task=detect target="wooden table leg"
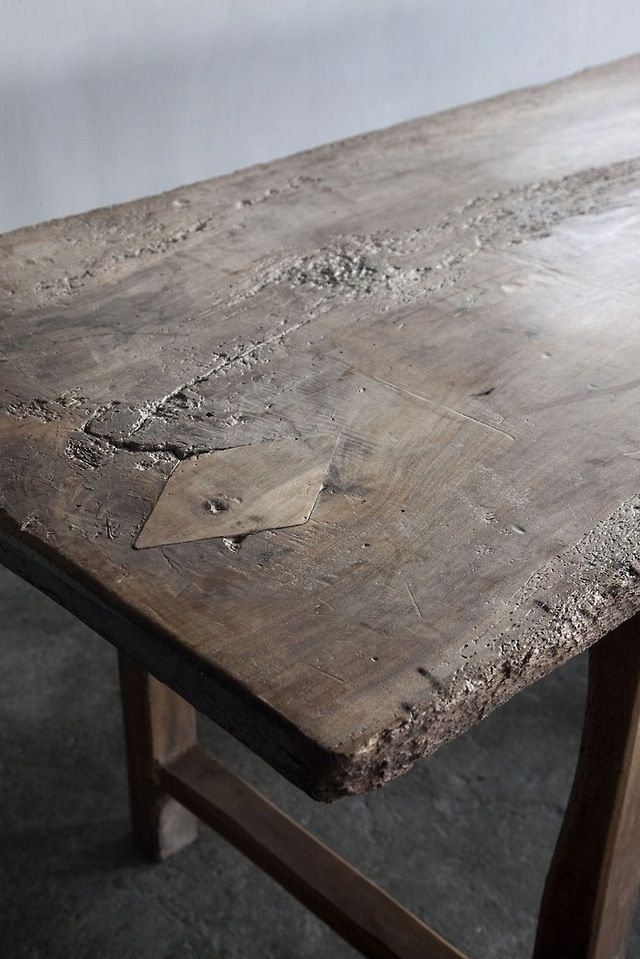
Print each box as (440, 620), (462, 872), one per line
(118, 650), (198, 860)
(116, 661), (468, 958)
(534, 615), (640, 959)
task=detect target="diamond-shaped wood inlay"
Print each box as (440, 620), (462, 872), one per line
(135, 434), (337, 548)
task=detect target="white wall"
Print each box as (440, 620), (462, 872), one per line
(2, 0), (639, 234)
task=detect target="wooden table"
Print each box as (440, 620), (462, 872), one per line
(2, 55), (640, 958)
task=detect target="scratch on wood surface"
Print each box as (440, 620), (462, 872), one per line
(353, 369), (517, 441)
(404, 581), (424, 621)
(448, 407), (516, 442)
(308, 663), (345, 684)
(160, 546), (183, 576)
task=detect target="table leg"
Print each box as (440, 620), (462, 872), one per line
(116, 658), (467, 958)
(118, 650), (198, 860)
(533, 615), (640, 959)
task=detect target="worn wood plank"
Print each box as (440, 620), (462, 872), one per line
(1, 57), (640, 798)
(160, 745), (468, 959)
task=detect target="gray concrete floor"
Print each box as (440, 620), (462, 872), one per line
(2, 565), (639, 959)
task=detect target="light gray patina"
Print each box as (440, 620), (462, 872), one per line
(1, 56), (640, 799)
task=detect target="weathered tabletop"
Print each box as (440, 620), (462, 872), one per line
(2, 57), (640, 801)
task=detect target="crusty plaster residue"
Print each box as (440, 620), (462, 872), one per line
(5, 153), (638, 323)
(98, 155), (640, 447)
(1, 174), (324, 314)
(255, 156), (640, 311)
(3, 391), (89, 423)
(82, 322), (305, 458)
(105, 176), (322, 267)
(5, 157), (640, 470)
(65, 436), (115, 471)
(318, 495), (640, 799)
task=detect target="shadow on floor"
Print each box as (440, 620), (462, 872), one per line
(1, 566), (638, 958)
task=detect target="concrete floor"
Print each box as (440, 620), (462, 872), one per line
(2, 565), (639, 959)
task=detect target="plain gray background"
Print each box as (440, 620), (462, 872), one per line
(2, 0), (640, 234)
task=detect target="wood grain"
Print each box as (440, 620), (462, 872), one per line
(1, 57), (640, 798)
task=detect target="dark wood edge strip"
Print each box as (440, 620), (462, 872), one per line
(159, 745), (469, 959)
